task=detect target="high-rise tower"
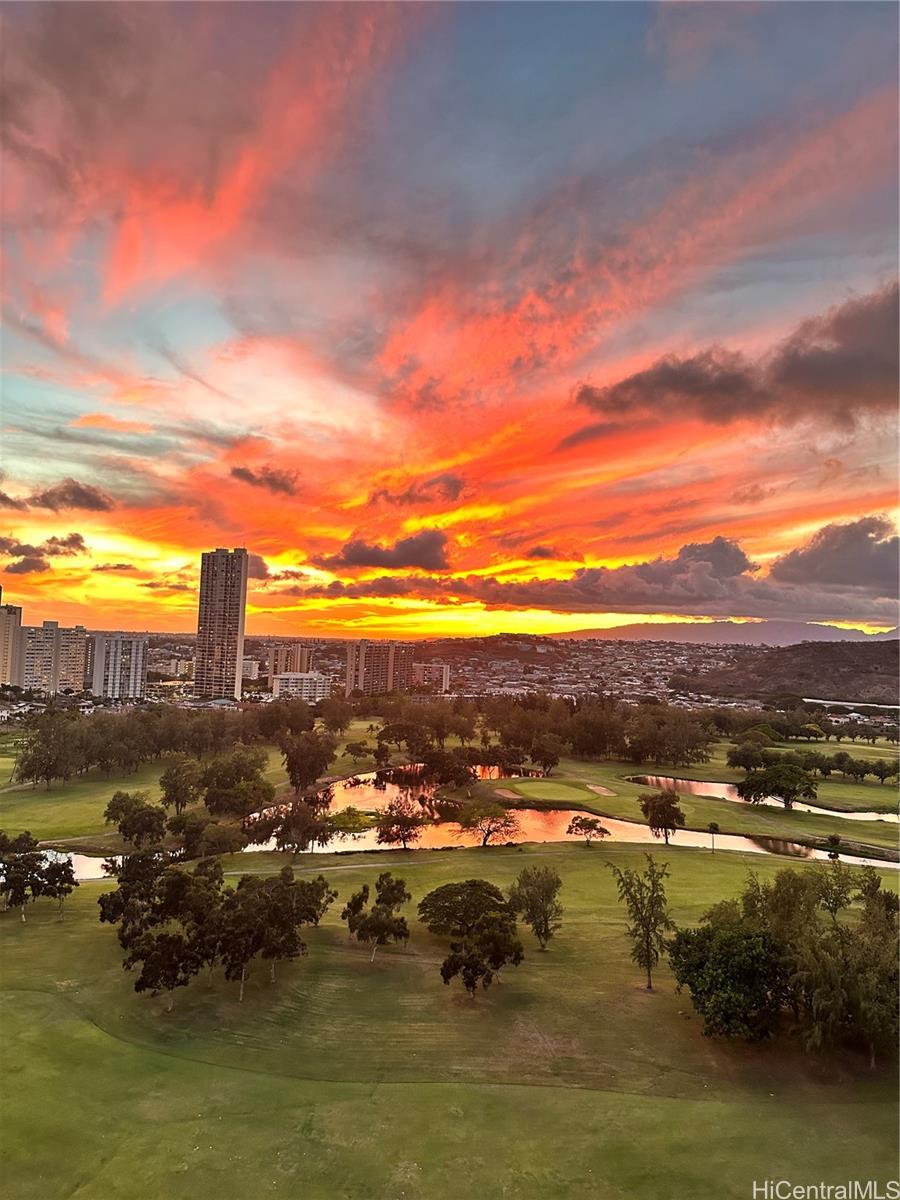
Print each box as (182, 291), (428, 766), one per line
(194, 548), (248, 701)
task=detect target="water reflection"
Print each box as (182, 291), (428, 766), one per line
(631, 775), (899, 824)
(61, 767), (898, 881)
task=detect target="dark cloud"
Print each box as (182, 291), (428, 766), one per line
(140, 580), (192, 593)
(770, 516), (898, 593)
(370, 473), (466, 506)
(575, 348), (763, 424)
(5, 556), (51, 575)
(292, 522), (897, 624)
(0, 530), (87, 574)
(526, 545), (557, 559)
(247, 553), (271, 580)
(230, 465), (298, 496)
(575, 284), (898, 429)
(92, 562), (137, 572)
(30, 478), (114, 511)
(675, 536), (755, 578)
(42, 532), (88, 556)
(319, 529), (451, 571)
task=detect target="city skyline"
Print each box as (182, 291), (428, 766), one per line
(1, 3), (897, 639)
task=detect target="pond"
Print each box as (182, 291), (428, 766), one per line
(63, 766), (896, 880)
(630, 775), (900, 824)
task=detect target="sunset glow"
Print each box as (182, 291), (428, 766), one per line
(1, 2), (897, 637)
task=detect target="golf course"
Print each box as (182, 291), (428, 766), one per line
(2, 841), (898, 1200)
(2, 716), (898, 1199)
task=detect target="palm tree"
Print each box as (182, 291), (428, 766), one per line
(707, 821), (719, 853)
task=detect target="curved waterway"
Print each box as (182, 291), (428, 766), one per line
(631, 774), (899, 824)
(63, 766), (898, 880)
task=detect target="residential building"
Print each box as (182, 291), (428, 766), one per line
(412, 662), (451, 693)
(345, 640), (415, 696)
(273, 671), (332, 702)
(91, 633), (148, 700)
(194, 547), (248, 701)
(267, 642), (314, 679)
(0, 587), (22, 686)
(18, 621), (88, 693)
(242, 657), (260, 681)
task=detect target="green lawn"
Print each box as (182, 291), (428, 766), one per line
(2, 842), (897, 1200)
(0, 746), (290, 843)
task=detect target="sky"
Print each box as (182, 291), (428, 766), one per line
(0, 1), (898, 639)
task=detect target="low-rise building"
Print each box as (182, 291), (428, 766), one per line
(272, 672), (332, 702)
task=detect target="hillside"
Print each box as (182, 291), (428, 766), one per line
(690, 640), (900, 706)
(552, 621), (898, 646)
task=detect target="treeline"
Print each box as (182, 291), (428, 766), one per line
(727, 743), (898, 785)
(0, 831), (78, 920)
(11, 692), (896, 797)
(97, 855), (563, 1007)
(10, 700), (317, 789)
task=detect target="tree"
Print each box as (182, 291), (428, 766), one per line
(159, 754), (203, 816)
(292, 874), (338, 926)
(218, 883), (266, 1001)
(0, 832), (49, 921)
(341, 884), (370, 939)
(348, 873), (411, 961)
(418, 879), (509, 938)
(707, 821), (719, 853)
(726, 744), (768, 772)
(638, 790), (685, 845)
(343, 741), (371, 765)
(440, 909), (523, 998)
(280, 730), (337, 795)
(455, 801), (521, 846)
(607, 855), (674, 990)
(42, 857), (77, 916)
(869, 759), (897, 786)
(375, 797), (428, 849)
(319, 697), (353, 735)
(529, 732), (566, 776)
(129, 930), (200, 1012)
(271, 801), (334, 855)
(104, 791), (167, 848)
(736, 764), (817, 810)
(668, 923), (787, 1040)
(816, 859), (855, 924)
(508, 866), (563, 950)
(566, 815), (610, 847)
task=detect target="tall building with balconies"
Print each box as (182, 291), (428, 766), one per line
(18, 620), (88, 693)
(0, 587), (22, 686)
(194, 548), (248, 701)
(91, 633), (148, 700)
(345, 639), (415, 696)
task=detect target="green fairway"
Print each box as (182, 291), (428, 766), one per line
(0, 746), (289, 842)
(1, 842), (897, 1200)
